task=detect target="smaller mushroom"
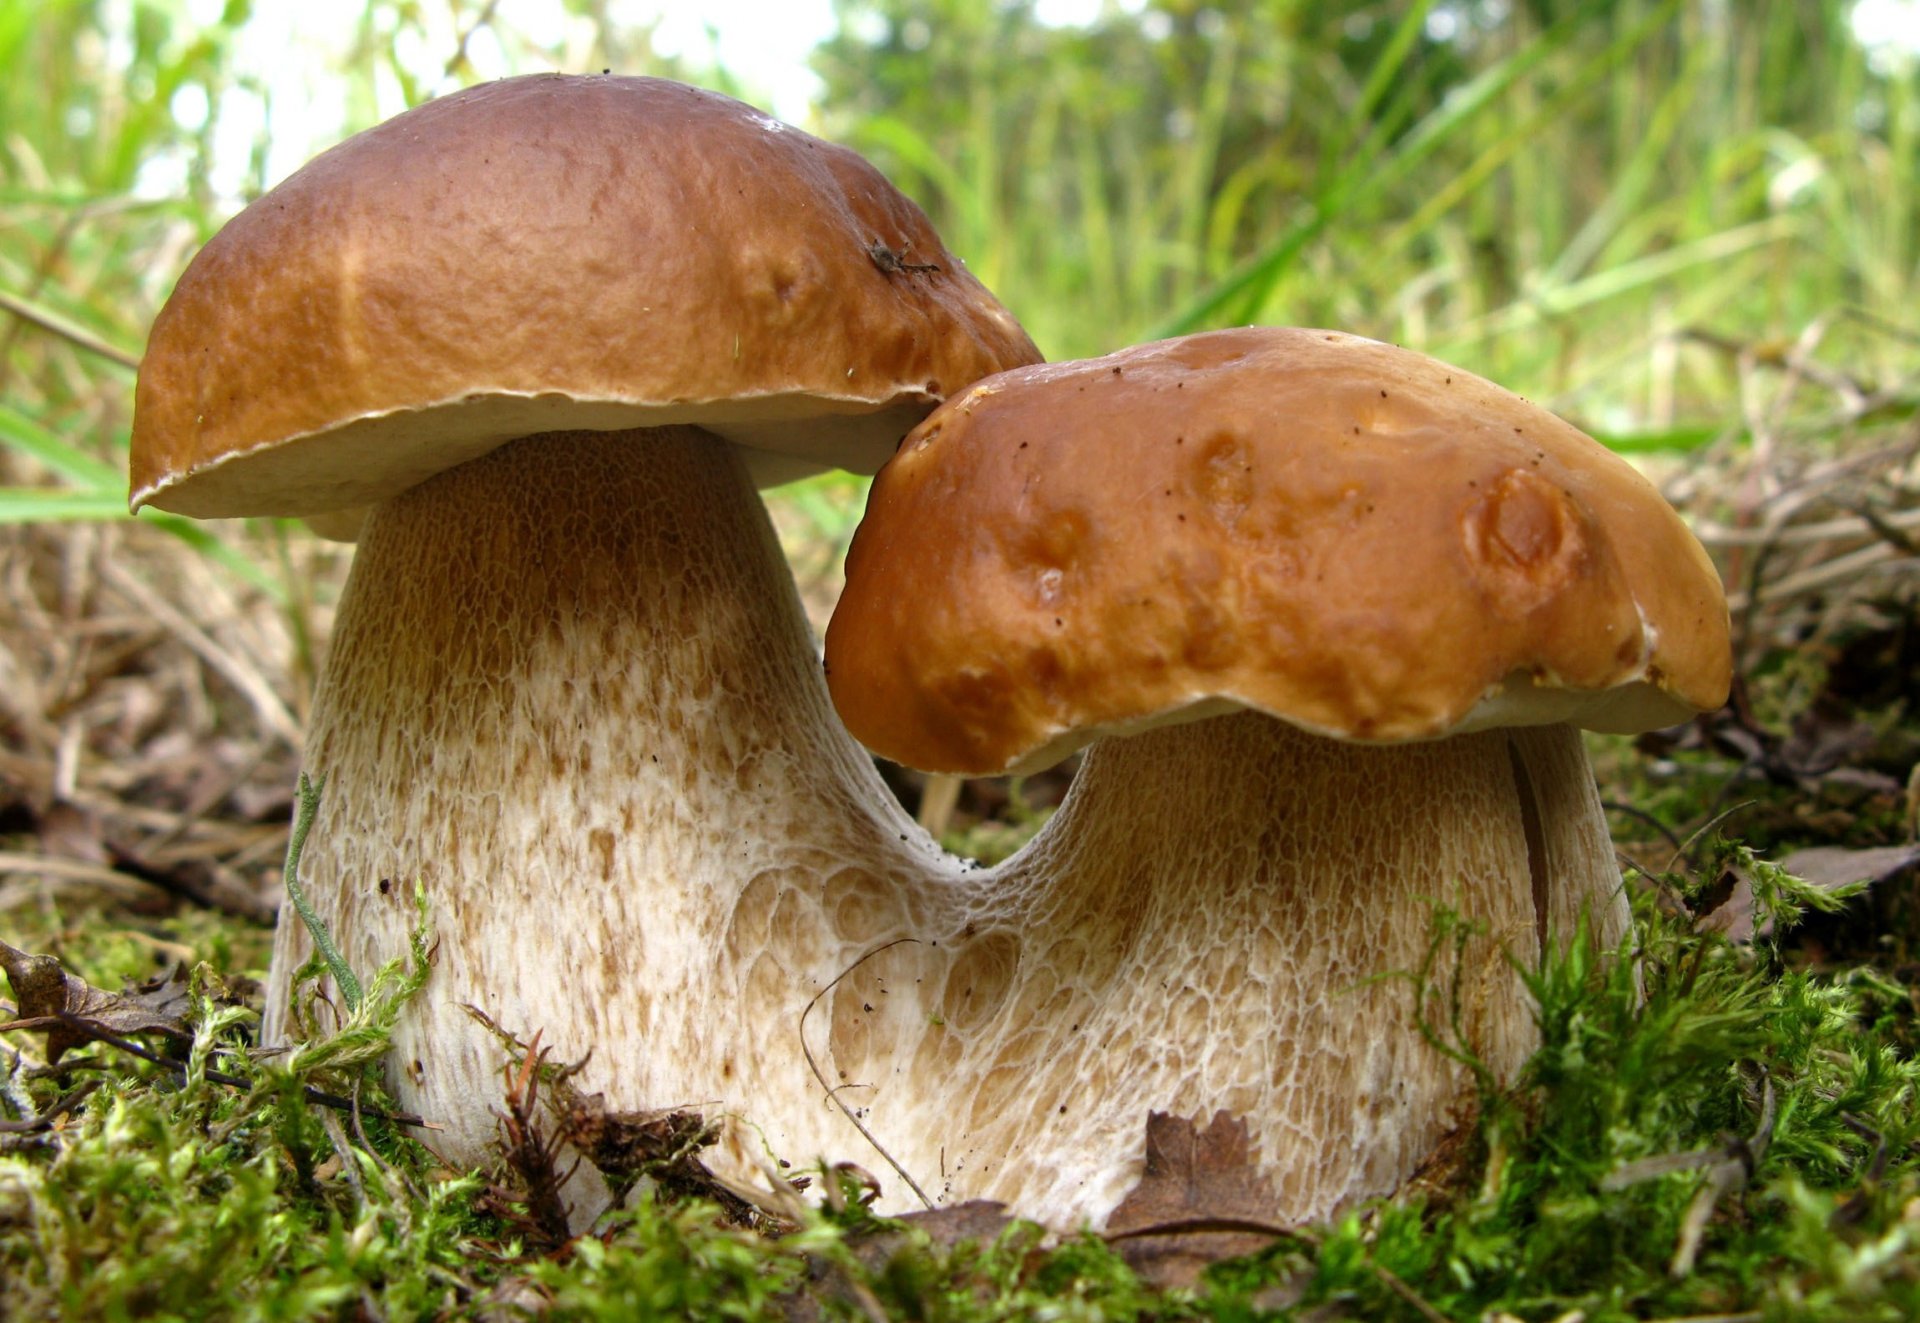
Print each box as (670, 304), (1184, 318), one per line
(821, 327), (1731, 1227)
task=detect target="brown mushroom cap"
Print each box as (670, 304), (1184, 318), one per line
(826, 327), (1732, 774)
(130, 74), (1038, 519)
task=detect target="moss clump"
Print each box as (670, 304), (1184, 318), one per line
(3, 874), (1917, 1319)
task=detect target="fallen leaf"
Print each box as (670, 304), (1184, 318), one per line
(1692, 870), (1762, 942)
(0, 939), (192, 1061)
(1776, 844), (1919, 892)
(1696, 845), (1911, 944)
(1103, 1110), (1293, 1289)
(1780, 698), (1878, 779)
(780, 1202), (1022, 1322)
(826, 1200), (1019, 1280)
(893, 1199), (1019, 1249)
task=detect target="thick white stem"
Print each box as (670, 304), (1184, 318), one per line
(262, 427), (974, 1201)
(838, 714), (1628, 1225)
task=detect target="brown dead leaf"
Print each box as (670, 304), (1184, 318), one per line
(780, 1201), (1024, 1323)
(855, 1203), (1019, 1279)
(557, 1097), (741, 1211)
(1777, 844), (1920, 892)
(1103, 1110), (1292, 1289)
(0, 938), (191, 1061)
(893, 1199), (1018, 1249)
(558, 1091), (787, 1232)
(1695, 845), (1912, 944)
(1780, 698), (1881, 781)
(1692, 869), (1762, 942)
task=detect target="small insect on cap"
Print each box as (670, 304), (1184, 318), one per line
(825, 327), (1731, 775)
(130, 74), (1039, 524)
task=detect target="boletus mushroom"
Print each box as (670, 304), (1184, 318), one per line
(821, 327), (1731, 1226)
(129, 75), (1039, 1198)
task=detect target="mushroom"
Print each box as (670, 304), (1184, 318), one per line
(129, 75), (1039, 1194)
(821, 328), (1731, 1226)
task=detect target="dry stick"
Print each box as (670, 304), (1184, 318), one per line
(798, 937), (934, 1210)
(55, 1013), (429, 1128)
(94, 556), (300, 745)
(1694, 504), (1920, 547)
(730, 1146), (816, 1228)
(1730, 519), (1781, 673)
(1662, 801), (1759, 878)
(1600, 1072), (1777, 1279)
(1853, 500), (1920, 555)
(1718, 420), (1918, 646)
(1601, 800), (1687, 857)
(104, 844), (279, 926)
(1668, 1075), (1777, 1278)
(0, 851), (170, 900)
(147, 741), (280, 852)
(839, 1281), (890, 1323)
(1828, 1112), (1891, 1230)
(1724, 541), (1911, 613)
(1838, 1112), (1892, 1183)
(1102, 1215), (1310, 1244)
(318, 1105), (370, 1205)
(0, 1080), (98, 1134)
(348, 1076), (424, 1204)
(1340, 1246), (1448, 1323)
(1602, 1146), (1741, 1187)
(0, 288), (141, 369)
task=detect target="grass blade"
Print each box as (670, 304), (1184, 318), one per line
(0, 404), (121, 487)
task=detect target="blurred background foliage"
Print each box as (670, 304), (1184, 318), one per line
(0, 0), (1916, 530)
(820, 0), (1915, 414)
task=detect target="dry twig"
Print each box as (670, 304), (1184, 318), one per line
(798, 938), (935, 1210)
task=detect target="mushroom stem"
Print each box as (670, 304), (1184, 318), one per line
(843, 712), (1629, 1226)
(262, 426), (972, 1187)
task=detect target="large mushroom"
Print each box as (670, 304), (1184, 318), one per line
(821, 328), (1731, 1225)
(129, 75), (1039, 1192)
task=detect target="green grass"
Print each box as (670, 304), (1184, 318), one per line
(815, 1), (1918, 415)
(6, 3), (1916, 536)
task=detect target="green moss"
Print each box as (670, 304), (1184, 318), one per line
(6, 874), (1915, 1319)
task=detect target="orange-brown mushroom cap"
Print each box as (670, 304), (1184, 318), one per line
(825, 328), (1732, 775)
(130, 74), (1039, 520)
